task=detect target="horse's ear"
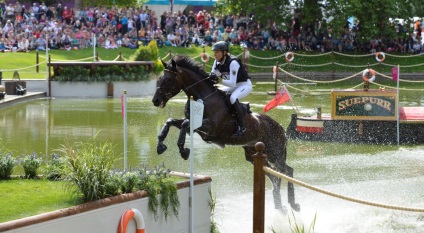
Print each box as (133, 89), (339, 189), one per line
(171, 59), (177, 69)
(161, 60), (167, 68)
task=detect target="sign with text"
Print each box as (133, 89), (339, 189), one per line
(190, 99), (204, 130)
(331, 89), (398, 120)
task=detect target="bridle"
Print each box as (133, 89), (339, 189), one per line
(157, 68), (218, 100)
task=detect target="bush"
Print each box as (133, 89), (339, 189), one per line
(42, 153), (65, 181)
(0, 153), (17, 180)
(21, 152), (42, 179)
(58, 137), (116, 202)
(130, 40), (164, 74)
(137, 163), (179, 221)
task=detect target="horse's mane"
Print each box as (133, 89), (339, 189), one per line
(170, 55), (209, 78)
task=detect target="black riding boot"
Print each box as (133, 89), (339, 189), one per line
(232, 99), (246, 137)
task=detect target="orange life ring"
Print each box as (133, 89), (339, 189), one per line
(201, 52), (209, 63)
(118, 208), (145, 233)
(285, 52), (294, 62)
(375, 52), (385, 62)
(362, 69), (376, 82)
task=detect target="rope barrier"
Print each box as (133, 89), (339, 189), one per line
(290, 51), (333, 57)
(332, 51), (372, 57)
(40, 56), (95, 62)
(333, 62), (380, 68)
(1, 61), (47, 72)
(288, 62), (333, 67)
(278, 67), (362, 84)
(263, 166), (424, 213)
(249, 53), (285, 60)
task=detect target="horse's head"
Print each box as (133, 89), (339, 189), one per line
(152, 59), (182, 108)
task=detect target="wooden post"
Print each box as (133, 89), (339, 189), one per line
(331, 49), (334, 80)
(119, 51), (122, 61)
(253, 142), (266, 233)
(95, 52), (99, 61)
(36, 51), (39, 73)
(274, 61), (278, 93)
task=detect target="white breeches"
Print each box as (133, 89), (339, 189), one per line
(219, 79), (252, 104)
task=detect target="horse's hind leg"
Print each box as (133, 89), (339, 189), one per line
(285, 164), (300, 211)
(157, 118), (184, 154)
(266, 172), (285, 212)
(177, 119), (190, 160)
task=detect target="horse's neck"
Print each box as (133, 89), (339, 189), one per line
(180, 70), (215, 101)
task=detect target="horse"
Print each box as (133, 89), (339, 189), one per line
(151, 55), (300, 212)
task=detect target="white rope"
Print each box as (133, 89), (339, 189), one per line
(278, 67), (362, 84)
(264, 167), (424, 212)
(249, 53), (285, 60)
(290, 51), (333, 57)
(288, 62), (333, 67)
(160, 52), (171, 60)
(333, 62), (380, 68)
(43, 56), (96, 62)
(384, 53), (424, 58)
(378, 62), (424, 68)
(332, 51), (373, 57)
(1, 61), (47, 72)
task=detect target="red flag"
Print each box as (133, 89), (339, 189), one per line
(391, 67), (399, 82)
(263, 86), (291, 113)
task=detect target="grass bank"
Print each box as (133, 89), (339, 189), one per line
(0, 179), (78, 223)
(0, 46), (423, 80)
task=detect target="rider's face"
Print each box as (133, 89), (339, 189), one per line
(214, 50), (226, 62)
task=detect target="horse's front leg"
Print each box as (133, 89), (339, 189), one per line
(157, 118), (185, 154)
(177, 118), (190, 160)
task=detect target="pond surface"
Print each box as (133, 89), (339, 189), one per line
(1, 82), (424, 232)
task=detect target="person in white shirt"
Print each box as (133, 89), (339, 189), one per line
(139, 10), (148, 28)
(167, 32), (177, 46)
(17, 37), (29, 52)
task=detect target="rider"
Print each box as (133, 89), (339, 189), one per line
(209, 41), (253, 137)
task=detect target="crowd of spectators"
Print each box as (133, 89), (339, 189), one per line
(0, 1), (423, 54)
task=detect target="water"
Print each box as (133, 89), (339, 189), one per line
(1, 83), (424, 232)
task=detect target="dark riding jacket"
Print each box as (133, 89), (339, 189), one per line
(215, 54), (251, 83)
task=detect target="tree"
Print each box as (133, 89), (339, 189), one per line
(215, 0), (420, 42)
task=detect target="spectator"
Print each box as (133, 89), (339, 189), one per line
(167, 31), (177, 46)
(16, 36), (29, 52)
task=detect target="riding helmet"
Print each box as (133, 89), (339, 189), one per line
(212, 41), (229, 52)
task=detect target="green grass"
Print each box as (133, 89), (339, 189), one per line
(1, 45), (422, 80)
(0, 175), (187, 223)
(0, 179), (80, 223)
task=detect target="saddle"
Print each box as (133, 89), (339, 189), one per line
(222, 91), (252, 116)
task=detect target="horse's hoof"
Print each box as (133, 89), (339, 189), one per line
(291, 203), (301, 212)
(181, 148), (190, 160)
(157, 143), (167, 154)
(276, 205), (288, 215)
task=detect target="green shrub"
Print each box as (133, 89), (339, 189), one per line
(57, 136), (179, 221)
(55, 66), (90, 82)
(137, 163), (179, 221)
(42, 153), (65, 181)
(121, 170), (140, 193)
(131, 45), (154, 61)
(21, 152), (42, 179)
(58, 137), (116, 202)
(148, 40), (159, 61)
(105, 170), (125, 196)
(0, 153), (17, 180)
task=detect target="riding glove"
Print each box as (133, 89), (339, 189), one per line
(209, 72), (221, 84)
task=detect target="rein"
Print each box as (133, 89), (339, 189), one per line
(164, 68), (218, 100)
